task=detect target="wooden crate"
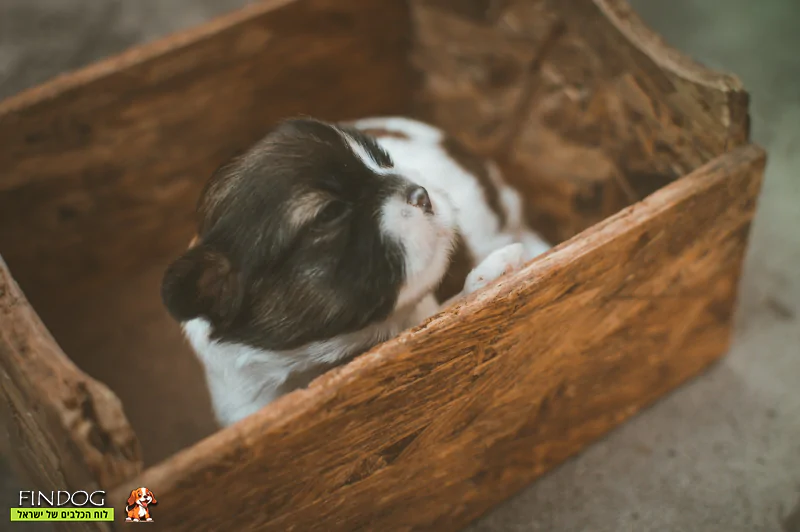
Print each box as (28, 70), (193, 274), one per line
(0, 0), (764, 530)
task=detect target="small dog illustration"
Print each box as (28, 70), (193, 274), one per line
(125, 487), (157, 522)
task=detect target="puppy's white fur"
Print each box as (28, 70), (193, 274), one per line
(185, 117), (550, 426)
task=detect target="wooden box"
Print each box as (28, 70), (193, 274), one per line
(0, 0), (764, 530)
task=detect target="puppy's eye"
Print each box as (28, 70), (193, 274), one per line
(316, 201), (347, 224)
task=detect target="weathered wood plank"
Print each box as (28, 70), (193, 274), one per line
(410, 0), (750, 243)
(109, 144), (765, 531)
(0, 255), (142, 532)
(0, 0), (413, 295)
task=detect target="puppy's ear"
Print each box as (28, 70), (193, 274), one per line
(127, 490), (137, 507)
(149, 491), (157, 505)
(161, 244), (242, 325)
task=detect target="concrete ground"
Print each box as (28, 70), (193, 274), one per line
(0, 1), (797, 531)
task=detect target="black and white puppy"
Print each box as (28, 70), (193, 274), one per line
(161, 117), (550, 427)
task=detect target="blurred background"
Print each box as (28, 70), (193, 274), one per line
(0, 0), (798, 531)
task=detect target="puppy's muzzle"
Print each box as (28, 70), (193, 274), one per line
(406, 186), (433, 215)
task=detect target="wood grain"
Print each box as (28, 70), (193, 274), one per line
(0, 255), (142, 532)
(109, 144), (765, 531)
(410, 0), (750, 243)
(0, 0), (413, 298)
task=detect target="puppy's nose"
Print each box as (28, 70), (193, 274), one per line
(406, 186), (433, 215)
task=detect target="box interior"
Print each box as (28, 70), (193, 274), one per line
(0, 0), (418, 466)
(0, 0), (745, 467)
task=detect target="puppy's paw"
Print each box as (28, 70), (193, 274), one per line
(464, 243), (525, 295)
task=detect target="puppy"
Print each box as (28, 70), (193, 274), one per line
(161, 117), (550, 427)
(125, 487), (157, 522)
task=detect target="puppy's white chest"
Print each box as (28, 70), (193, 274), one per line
(182, 300), (429, 427)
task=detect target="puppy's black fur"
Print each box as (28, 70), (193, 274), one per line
(161, 118), (412, 351)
